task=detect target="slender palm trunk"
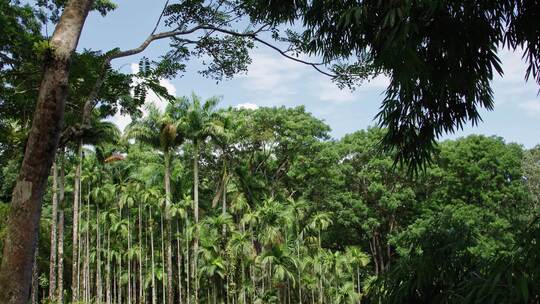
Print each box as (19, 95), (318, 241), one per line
(139, 202), (144, 304)
(128, 210), (132, 304)
(49, 161), (58, 301)
(106, 229), (111, 304)
(57, 209), (65, 304)
(150, 207), (157, 304)
(31, 243), (39, 304)
(185, 218), (190, 304)
(160, 213), (166, 304)
(164, 152), (174, 304)
(97, 206), (103, 304)
(72, 142), (83, 303)
(85, 188), (91, 302)
(57, 152), (65, 304)
(192, 141), (200, 303)
(177, 218), (183, 304)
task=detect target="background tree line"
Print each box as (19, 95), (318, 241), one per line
(1, 93), (538, 303)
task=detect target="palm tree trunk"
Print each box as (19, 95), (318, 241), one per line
(164, 152), (174, 304)
(192, 141), (200, 303)
(106, 229), (111, 304)
(97, 206), (103, 304)
(177, 218), (183, 304)
(57, 150), (65, 304)
(150, 207), (157, 304)
(72, 141), (83, 303)
(31, 242), (39, 304)
(128, 210), (132, 304)
(49, 161), (58, 301)
(185, 218), (190, 304)
(0, 2), (94, 302)
(57, 209), (65, 304)
(139, 202), (144, 304)
(85, 188), (91, 302)
(160, 213), (166, 304)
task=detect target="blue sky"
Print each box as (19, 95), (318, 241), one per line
(77, 0), (540, 148)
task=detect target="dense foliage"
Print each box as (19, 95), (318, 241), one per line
(1, 95), (537, 303)
(1, 0), (540, 303)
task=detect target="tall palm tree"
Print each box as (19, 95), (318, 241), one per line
(175, 93), (226, 302)
(66, 115), (120, 303)
(125, 103), (184, 304)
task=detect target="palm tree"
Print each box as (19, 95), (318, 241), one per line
(125, 103), (184, 304)
(175, 93), (226, 302)
(66, 115), (120, 303)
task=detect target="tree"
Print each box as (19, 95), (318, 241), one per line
(177, 93), (226, 302)
(125, 103), (184, 304)
(246, 0), (540, 167)
(0, 1), (95, 302)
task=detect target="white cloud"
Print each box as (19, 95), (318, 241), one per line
(518, 99), (540, 115)
(317, 80), (356, 103)
(240, 49), (390, 106)
(236, 102), (259, 110)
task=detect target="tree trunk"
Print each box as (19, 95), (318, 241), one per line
(106, 229), (111, 304)
(0, 1), (94, 302)
(49, 161), (58, 301)
(150, 207), (157, 304)
(192, 141), (199, 303)
(177, 218), (183, 304)
(164, 152), (174, 304)
(57, 151), (65, 304)
(31, 243), (39, 304)
(57, 210), (65, 304)
(139, 202), (144, 304)
(97, 206), (102, 304)
(72, 142), (83, 303)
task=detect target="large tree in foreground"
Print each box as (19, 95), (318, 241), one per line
(246, 0), (540, 167)
(0, 1), (95, 303)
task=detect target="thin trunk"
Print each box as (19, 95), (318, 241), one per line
(177, 218), (183, 304)
(31, 243), (39, 304)
(49, 161), (58, 301)
(0, 1), (94, 302)
(57, 151), (65, 304)
(128, 210), (132, 304)
(106, 229), (111, 304)
(97, 206), (103, 304)
(185, 218), (190, 304)
(139, 202), (143, 304)
(164, 152), (173, 304)
(150, 207), (157, 304)
(85, 186), (91, 302)
(192, 141), (199, 303)
(72, 142), (82, 303)
(57, 210), (65, 304)
(160, 213), (166, 304)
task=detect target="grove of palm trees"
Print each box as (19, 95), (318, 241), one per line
(1, 0), (540, 303)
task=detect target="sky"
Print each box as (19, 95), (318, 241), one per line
(76, 0), (540, 148)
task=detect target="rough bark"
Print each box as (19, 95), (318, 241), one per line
(0, 1), (94, 303)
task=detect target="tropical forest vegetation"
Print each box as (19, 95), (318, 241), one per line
(1, 0), (540, 303)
